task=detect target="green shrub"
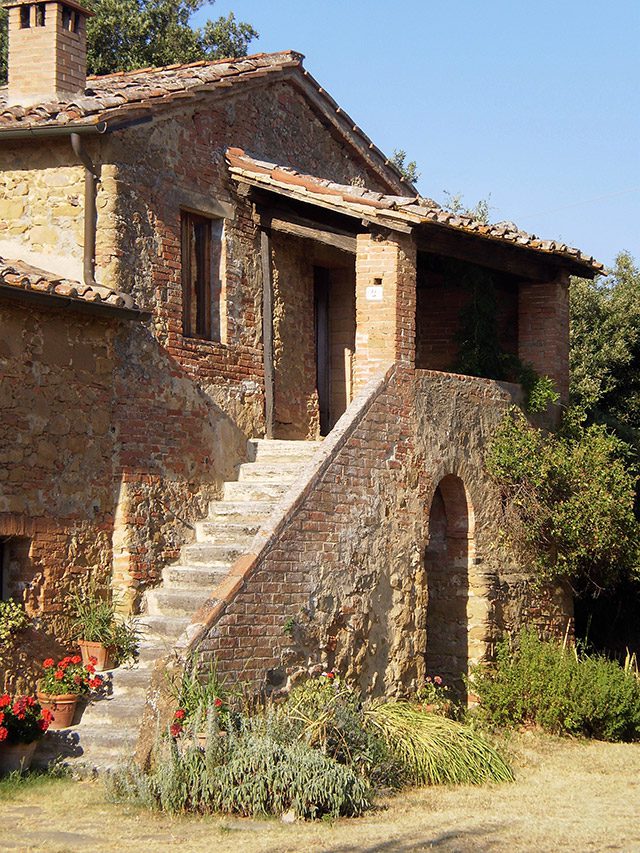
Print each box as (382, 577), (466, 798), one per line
(486, 407), (640, 595)
(364, 701), (514, 786)
(108, 723), (371, 819)
(469, 631), (640, 741)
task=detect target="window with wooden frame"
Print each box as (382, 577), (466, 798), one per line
(181, 211), (224, 341)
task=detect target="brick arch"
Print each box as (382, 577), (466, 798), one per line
(424, 473), (479, 700)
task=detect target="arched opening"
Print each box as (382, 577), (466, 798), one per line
(425, 474), (475, 700)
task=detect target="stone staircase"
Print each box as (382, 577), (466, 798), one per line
(34, 438), (321, 772)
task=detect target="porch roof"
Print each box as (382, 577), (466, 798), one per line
(226, 148), (603, 278)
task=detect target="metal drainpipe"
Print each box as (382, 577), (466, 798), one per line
(70, 132), (99, 287)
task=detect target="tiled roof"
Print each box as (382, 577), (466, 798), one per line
(0, 51), (303, 133)
(0, 51), (303, 132)
(226, 148), (604, 275)
(0, 258), (141, 313)
(0, 49), (411, 193)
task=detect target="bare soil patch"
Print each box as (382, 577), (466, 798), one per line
(1, 732), (639, 852)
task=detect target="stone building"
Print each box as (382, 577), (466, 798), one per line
(0, 1), (602, 765)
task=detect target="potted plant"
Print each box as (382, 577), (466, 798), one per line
(37, 656), (104, 730)
(70, 585), (139, 672)
(0, 693), (53, 774)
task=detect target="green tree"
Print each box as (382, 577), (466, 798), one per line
(570, 252), (640, 450)
(486, 407), (640, 597)
(391, 149), (420, 185)
(0, 0), (258, 80)
(442, 190), (492, 224)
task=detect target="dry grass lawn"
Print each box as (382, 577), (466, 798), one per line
(1, 732), (639, 852)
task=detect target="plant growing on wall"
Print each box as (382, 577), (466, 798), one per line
(486, 406), (640, 596)
(0, 600), (29, 645)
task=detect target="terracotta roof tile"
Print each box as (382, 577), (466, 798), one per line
(0, 258), (142, 313)
(0, 51), (304, 132)
(226, 148), (603, 275)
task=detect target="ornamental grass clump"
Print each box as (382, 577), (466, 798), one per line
(469, 630), (640, 741)
(109, 670), (514, 820)
(363, 701), (514, 786)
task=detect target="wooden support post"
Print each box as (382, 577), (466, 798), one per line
(261, 229), (275, 439)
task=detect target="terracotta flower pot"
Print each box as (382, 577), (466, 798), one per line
(0, 740), (37, 775)
(78, 639), (117, 672)
(36, 693), (79, 730)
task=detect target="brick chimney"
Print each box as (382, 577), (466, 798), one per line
(4, 0), (93, 107)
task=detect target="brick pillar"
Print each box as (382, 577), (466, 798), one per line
(353, 230), (416, 392)
(518, 273), (570, 404)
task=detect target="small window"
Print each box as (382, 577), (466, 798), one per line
(19, 5), (31, 28)
(61, 4), (79, 32)
(35, 2), (46, 26)
(181, 211), (223, 341)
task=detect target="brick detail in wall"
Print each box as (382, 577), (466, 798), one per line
(353, 232), (416, 392)
(192, 366), (572, 696)
(518, 274), (570, 403)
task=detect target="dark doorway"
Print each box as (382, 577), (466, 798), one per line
(425, 475), (472, 700)
(314, 267), (331, 436)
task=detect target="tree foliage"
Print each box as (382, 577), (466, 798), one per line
(391, 149), (420, 185)
(442, 190), (492, 224)
(570, 252), (640, 450)
(486, 407), (640, 597)
(0, 1), (258, 81)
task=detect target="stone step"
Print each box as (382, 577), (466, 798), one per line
(145, 587), (210, 618)
(195, 519), (261, 543)
(206, 500), (276, 522)
(237, 461), (303, 482)
(78, 698), (147, 728)
(180, 542), (246, 566)
(163, 563), (229, 587)
(137, 614), (191, 641)
(106, 667), (151, 693)
(223, 480), (290, 502)
(33, 724), (139, 770)
(248, 439), (322, 463)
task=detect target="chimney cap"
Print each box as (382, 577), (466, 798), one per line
(2, 0), (95, 16)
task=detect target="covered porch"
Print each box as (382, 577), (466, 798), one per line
(227, 148), (602, 440)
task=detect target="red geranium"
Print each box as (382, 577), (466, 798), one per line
(39, 656), (104, 696)
(0, 694), (11, 708)
(174, 709), (186, 720)
(43, 659), (55, 669)
(0, 695), (50, 744)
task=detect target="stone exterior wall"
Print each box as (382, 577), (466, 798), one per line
(0, 140), (86, 282)
(195, 366), (572, 697)
(0, 296), (246, 689)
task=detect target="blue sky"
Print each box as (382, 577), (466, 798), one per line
(193, 1), (640, 269)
